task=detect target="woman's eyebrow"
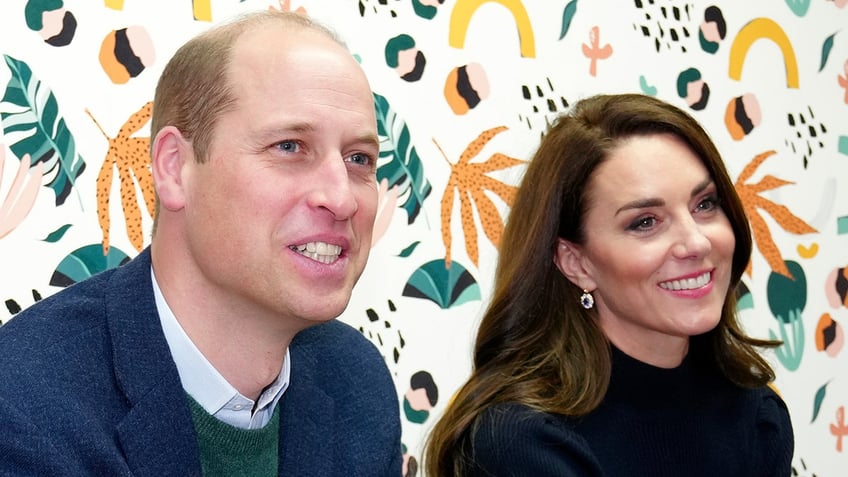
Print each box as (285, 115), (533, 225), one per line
(690, 177), (713, 198)
(616, 198), (664, 216)
(614, 177), (713, 216)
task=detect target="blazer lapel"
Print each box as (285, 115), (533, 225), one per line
(106, 249), (202, 477)
(116, 384), (201, 477)
(277, 349), (336, 476)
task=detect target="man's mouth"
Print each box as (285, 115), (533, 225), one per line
(290, 241), (342, 264)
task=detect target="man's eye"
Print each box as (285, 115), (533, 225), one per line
(276, 140), (299, 153)
(347, 153), (373, 166)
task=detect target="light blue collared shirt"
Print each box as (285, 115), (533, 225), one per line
(152, 267), (290, 429)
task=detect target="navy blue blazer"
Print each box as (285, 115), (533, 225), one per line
(0, 249), (402, 476)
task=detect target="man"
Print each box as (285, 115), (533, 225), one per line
(0, 10), (402, 476)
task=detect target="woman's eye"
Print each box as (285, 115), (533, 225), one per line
(628, 216), (656, 231)
(695, 195), (720, 212)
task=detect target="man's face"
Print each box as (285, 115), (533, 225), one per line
(179, 26), (379, 329)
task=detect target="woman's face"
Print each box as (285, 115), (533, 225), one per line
(556, 133), (736, 367)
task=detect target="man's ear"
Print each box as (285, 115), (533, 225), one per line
(554, 238), (597, 291)
(151, 126), (190, 212)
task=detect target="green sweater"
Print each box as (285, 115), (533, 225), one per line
(187, 395), (280, 476)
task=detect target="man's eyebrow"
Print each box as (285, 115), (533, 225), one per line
(256, 124), (378, 149)
(355, 132), (380, 150)
(257, 122), (316, 138)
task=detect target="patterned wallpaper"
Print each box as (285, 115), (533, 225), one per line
(1, 0), (846, 474)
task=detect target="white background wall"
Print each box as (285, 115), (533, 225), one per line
(1, 0), (846, 474)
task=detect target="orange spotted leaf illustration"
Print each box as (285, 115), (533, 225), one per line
(734, 150), (817, 278)
(87, 102), (155, 255)
(438, 126), (524, 268)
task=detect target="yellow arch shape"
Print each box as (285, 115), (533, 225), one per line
(449, 0), (536, 58)
(193, 0), (212, 21)
(728, 17), (799, 89)
(104, 0), (211, 21)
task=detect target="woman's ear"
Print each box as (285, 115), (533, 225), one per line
(554, 238), (597, 291)
(151, 126), (190, 212)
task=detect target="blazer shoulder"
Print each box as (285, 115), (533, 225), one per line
(0, 249), (150, 354)
(285, 320), (402, 477)
(0, 271), (113, 355)
(293, 319), (382, 364)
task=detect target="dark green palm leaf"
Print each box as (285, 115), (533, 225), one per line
(1, 54), (85, 206)
(402, 259), (480, 309)
(374, 93), (432, 225)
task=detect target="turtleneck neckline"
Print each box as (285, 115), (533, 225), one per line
(604, 344), (713, 410)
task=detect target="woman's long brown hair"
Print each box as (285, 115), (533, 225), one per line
(424, 94), (780, 477)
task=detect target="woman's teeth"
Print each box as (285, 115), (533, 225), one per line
(659, 271), (710, 291)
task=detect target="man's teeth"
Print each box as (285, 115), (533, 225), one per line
(659, 271), (710, 291)
(291, 241), (342, 264)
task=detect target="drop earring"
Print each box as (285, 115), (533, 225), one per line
(580, 289), (594, 309)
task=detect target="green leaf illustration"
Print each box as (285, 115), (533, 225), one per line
(50, 244), (130, 287)
(766, 260), (806, 322)
(374, 93), (432, 225)
(403, 258), (480, 309)
(769, 308), (804, 371)
(766, 261), (807, 371)
(0, 54), (85, 206)
(398, 240), (421, 258)
(735, 281), (754, 311)
(819, 32), (837, 72)
(784, 0), (811, 17)
(812, 381), (829, 423)
(559, 0), (578, 40)
(42, 223), (72, 243)
(639, 75), (658, 97)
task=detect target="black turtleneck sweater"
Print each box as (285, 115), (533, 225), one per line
(469, 346), (794, 476)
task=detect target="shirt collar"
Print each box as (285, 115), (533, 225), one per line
(151, 267), (290, 427)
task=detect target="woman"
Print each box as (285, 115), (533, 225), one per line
(425, 94), (793, 476)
